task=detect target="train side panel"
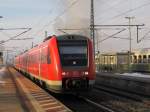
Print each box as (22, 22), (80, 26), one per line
(14, 35), (95, 93)
(88, 39), (95, 85)
(45, 37), (62, 91)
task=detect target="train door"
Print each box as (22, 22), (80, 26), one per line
(40, 46), (49, 79)
(39, 48), (41, 77)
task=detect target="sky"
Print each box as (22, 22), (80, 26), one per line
(1, 0), (150, 59)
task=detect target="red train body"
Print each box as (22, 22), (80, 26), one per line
(14, 35), (95, 93)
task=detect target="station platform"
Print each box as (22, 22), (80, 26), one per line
(0, 66), (72, 112)
(96, 72), (150, 97)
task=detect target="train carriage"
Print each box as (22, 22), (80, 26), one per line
(131, 49), (150, 72)
(14, 34), (95, 93)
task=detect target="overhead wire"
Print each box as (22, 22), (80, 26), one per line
(138, 30), (150, 43)
(95, 0), (150, 24)
(0, 28), (31, 45)
(96, 28), (126, 43)
(32, 0), (79, 37)
(18, 0), (63, 50)
(20, 0), (79, 52)
(95, 0), (128, 20)
(20, 0), (62, 38)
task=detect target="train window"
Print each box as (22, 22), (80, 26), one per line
(58, 44), (87, 67)
(117, 55), (128, 64)
(108, 56), (111, 64)
(143, 55), (147, 63)
(36, 54), (39, 63)
(148, 55), (150, 63)
(138, 55), (142, 63)
(41, 47), (51, 64)
(101, 56), (104, 64)
(134, 55), (137, 63)
(28, 55), (31, 64)
(104, 56), (106, 64)
(31, 55), (34, 64)
(29, 55), (31, 64)
(41, 54), (47, 64)
(47, 48), (51, 64)
(130, 56), (133, 63)
(59, 46), (87, 54)
(110, 57), (114, 64)
(31, 55), (33, 63)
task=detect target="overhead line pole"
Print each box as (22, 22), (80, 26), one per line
(125, 16), (135, 72)
(90, 0), (95, 58)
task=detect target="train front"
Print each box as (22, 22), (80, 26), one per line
(57, 35), (95, 93)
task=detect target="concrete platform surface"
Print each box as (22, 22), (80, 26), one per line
(0, 67), (25, 112)
(0, 66), (72, 112)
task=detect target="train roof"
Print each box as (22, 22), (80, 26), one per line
(15, 34), (89, 58)
(43, 34), (89, 42)
(56, 34), (89, 40)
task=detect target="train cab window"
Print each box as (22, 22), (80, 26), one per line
(41, 53), (47, 64)
(41, 47), (51, 64)
(143, 55), (147, 63)
(138, 55), (142, 63)
(58, 39), (88, 67)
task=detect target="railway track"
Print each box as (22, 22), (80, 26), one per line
(77, 95), (116, 112)
(50, 93), (116, 112)
(94, 84), (150, 102)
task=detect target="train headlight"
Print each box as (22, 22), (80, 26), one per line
(62, 72), (66, 76)
(84, 72), (88, 75)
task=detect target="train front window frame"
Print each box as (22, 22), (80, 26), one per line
(58, 38), (88, 68)
(59, 46), (87, 54)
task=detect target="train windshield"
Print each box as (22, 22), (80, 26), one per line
(58, 38), (88, 67)
(59, 46), (87, 54)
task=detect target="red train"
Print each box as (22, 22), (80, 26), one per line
(14, 34), (95, 93)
